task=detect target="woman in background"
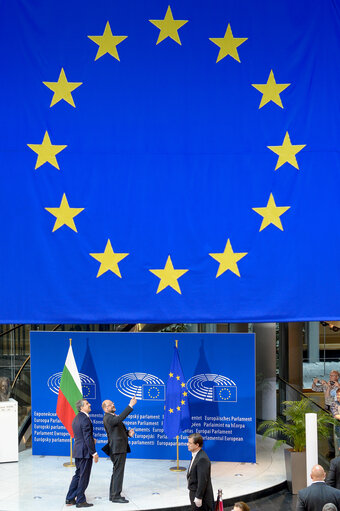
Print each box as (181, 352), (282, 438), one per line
(232, 502), (250, 511)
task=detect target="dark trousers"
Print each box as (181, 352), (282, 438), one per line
(189, 490), (213, 511)
(66, 457), (93, 503)
(109, 452), (127, 498)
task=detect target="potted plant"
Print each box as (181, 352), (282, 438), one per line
(258, 399), (337, 494)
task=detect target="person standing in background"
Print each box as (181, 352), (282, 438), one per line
(187, 433), (214, 511)
(296, 465), (340, 511)
(312, 371), (340, 410)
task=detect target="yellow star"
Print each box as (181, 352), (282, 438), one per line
(209, 24), (247, 63)
(90, 239), (129, 278)
(169, 372), (174, 377)
(209, 239), (247, 278)
(169, 408), (174, 413)
(27, 131), (67, 170)
(43, 68), (82, 108)
(176, 375), (180, 380)
(252, 70), (290, 109)
(45, 194), (84, 232)
(183, 391), (187, 396)
(149, 255), (188, 294)
(181, 383), (186, 388)
(268, 132), (306, 170)
(177, 406), (181, 411)
(88, 21), (127, 61)
(252, 193), (291, 231)
(181, 400), (185, 405)
(149, 6), (188, 45)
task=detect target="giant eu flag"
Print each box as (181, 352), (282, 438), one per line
(0, 0), (339, 322)
(163, 344), (191, 439)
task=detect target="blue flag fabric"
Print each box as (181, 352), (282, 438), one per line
(163, 346), (191, 439)
(1, 0), (340, 323)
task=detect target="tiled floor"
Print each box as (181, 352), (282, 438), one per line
(0, 436), (287, 511)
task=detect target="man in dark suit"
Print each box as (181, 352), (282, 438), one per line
(187, 433), (214, 511)
(102, 396), (137, 503)
(65, 399), (98, 508)
(327, 456), (340, 489)
(296, 464), (340, 511)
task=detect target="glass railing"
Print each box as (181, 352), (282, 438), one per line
(274, 376), (333, 468)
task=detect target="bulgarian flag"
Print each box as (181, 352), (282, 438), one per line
(56, 344), (82, 437)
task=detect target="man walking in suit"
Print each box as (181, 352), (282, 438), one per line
(327, 456), (340, 489)
(187, 433), (214, 511)
(65, 399), (98, 508)
(296, 464), (340, 510)
(102, 396), (137, 503)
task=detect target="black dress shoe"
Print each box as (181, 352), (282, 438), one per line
(111, 497), (129, 503)
(76, 503), (93, 508)
(66, 499), (76, 505)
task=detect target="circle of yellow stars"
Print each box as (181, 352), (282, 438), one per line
(167, 371), (188, 413)
(82, 386), (91, 398)
(26, 5), (307, 294)
(219, 388), (232, 401)
(147, 386), (160, 399)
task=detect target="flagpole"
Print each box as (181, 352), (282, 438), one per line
(170, 435), (186, 471)
(63, 436), (75, 467)
(63, 338), (75, 468)
(169, 339), (186, 472)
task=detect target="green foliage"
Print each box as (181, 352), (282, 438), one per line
(258, 399), (337, 452)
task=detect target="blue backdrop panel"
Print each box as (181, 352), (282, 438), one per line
(0, 0), (340, 323)
(30, 332), (256, 462)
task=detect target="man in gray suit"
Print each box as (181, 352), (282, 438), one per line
(187, 433), (214, 511)
(296, 464), (340, 511)
(102, 396), (137, 503)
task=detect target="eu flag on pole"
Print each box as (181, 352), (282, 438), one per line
(163, 344), (191, 439)
(1, 0), (340, 323)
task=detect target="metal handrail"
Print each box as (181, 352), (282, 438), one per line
(277, 375), (332, 414)
(10, 324), (62, 389)
(0, 324), (23, 338)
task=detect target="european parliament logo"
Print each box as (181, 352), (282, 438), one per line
(213, 386), (237, 402)
(186, 374), (237, 402)
(82, 382), (96, 400)
(47, 372), (96, 399)
(116, 372), (165, 401)
(142, 384), (165, 401)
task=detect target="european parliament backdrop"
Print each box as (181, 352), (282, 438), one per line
(1, 0), (340, 323)
(30, 332), (256, 462)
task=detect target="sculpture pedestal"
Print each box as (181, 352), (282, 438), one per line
(0, 398), (18, 462)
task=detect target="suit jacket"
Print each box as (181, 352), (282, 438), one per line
(72, 411), (96, 459)
(296, 481), (340, 511)
(327, 457), (340, 489)
(103, 405), (133, 455)
(187, 449), (214, 510)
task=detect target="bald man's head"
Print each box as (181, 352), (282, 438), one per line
(310, 464), (326, 481)
(102, 400), (116, 413)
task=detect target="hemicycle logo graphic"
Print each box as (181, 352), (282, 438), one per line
(116, 372), (165, 401)
(186, 373), (237, 402)
(47, 372), (97, 399)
